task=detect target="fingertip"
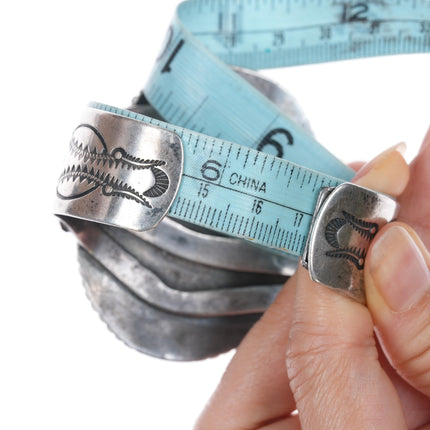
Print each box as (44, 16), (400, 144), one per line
(353, 142), (409, 197)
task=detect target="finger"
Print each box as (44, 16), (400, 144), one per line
(286, 144), (410, 429)
(370, 128), (430, 428)
(398, 127), (430, 246)
(374, 341), (430, 429)
(354, 142), (409, 196)
(365, 222), (430, 397)
(259, 415), (301, 430)
(287, 267), (407, 429)
(195, 275), (298, 430)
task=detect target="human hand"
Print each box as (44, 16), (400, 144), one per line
(195, 129), (430, 430)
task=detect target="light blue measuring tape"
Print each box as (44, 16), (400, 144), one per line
(57, 0), (430, 262)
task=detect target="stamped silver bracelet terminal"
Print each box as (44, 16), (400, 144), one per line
(302, 183), (399, 304)
(55, 108), (183, 231)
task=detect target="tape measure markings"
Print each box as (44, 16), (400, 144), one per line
(145, 0), (429, 189)
(178, 0), (430, 66)
(89, 101), (346, 256)
(180, 173), (315, 215)
(83, 1), (429, 258)
(146, 31), (354, 178)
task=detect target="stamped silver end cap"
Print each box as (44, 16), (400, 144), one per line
(302, 182), (399, 304)
(54, 107), (183, 231)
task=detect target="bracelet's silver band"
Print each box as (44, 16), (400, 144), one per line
(55, 68), (301, 361)
(55, 105), (399, 306)
(55, 68), (399, 360)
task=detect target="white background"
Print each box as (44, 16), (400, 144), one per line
(1, 1), (429, 429)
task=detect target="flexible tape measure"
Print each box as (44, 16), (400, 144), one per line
(145, 0), (429, 176)
(89, 101), (344, 257)
(58, 0), (430, 259)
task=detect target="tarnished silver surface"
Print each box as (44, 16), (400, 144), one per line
(302, 183), (399, 303)
(55, 108), (183, 231)
(78, 246), (262, 361)
(135, 217), (296, 275)
(61, 215), (283, 360)
(63, 217), (282, 316)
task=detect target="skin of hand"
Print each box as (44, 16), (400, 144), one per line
(195, 129), (430, 430)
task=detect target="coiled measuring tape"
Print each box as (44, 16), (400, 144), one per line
(55, 0), (429, 358)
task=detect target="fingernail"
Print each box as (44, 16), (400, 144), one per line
(354, 142), (406, 182)
(370, 226), (430, 312)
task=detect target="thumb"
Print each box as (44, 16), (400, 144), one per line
(286, 144), (410, 429)
(365, 222), (430, 397)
